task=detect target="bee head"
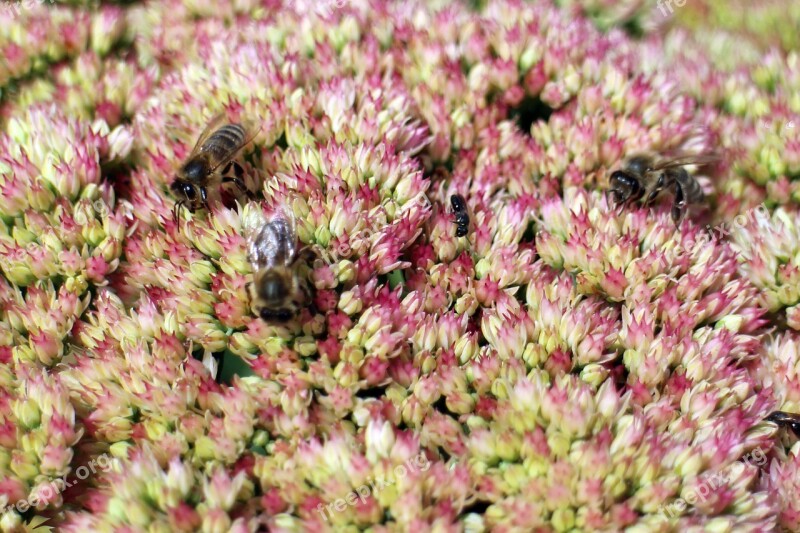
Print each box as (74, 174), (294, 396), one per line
(624, 154), (653, 177)
(171, 179), (199, 203)
(259, 307), (295, 323)
(766, 411), (800, 436)
(767, 411), (794, 424)
(608, 170), (642, 206)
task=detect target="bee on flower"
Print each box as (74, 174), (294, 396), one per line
(243, 204), (317, 323)
(170, 113), (259, 222)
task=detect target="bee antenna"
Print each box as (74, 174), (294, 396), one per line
(173, 201), (184, 226)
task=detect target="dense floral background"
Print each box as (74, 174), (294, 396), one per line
(1, 0), (799, 531)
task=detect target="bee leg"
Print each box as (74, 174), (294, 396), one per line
(645, 173), (665, 206)
(614, 201), (624, 218)
(245, 281), (254, 311)
(232, 161), (245, 180)
(299, 282), (312, 306)
(297, 246), (317, 261)
(297, 244), (333, 266)
(200, 186), (209, 211)
(296, 279), (319, 316)
(671, 182), (685, 225)
(610, 193), (628, 217)
(173, 201), (183, 224)
(222, 177), (254, 200)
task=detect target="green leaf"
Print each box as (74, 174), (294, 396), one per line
(218, 351), (255, 383)
(387, 270), (405, 290)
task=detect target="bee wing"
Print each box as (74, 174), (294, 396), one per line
(246, 208), (296, 270)
(272, 205), (298, 263)
(247, 225), (273, 271)
(188, 112), (228, 159)
(282, 205), (298, 251)
(649, 153), (720, 172)
(243, 205), (269, 267)
(209, 120), (262, 173)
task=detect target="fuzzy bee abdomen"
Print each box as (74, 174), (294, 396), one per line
(202, 124), (247, 160)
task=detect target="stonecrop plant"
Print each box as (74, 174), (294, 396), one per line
(1, 0), (799, 531)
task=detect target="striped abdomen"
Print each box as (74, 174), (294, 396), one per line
(670, 167), (704, 204)
(201, 124), (248, 162)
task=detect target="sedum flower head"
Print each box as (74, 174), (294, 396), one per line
(731, 206), (800, 323)
(1, 0), (799, 529)
(0, 366), (81, 525)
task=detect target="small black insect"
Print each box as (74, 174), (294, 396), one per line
(450, 194), (469, 238)
(766, 411), (800, 437)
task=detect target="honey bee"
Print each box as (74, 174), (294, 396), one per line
(246, 208), (314, 323)
(766, 411), (800, 437)
(171, 113), (259, 222)
(450, 194), (470, 237)
(608, 152), (717, 223)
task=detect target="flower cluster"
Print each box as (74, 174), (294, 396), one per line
(0, 367), (81, 526)
(730, 207), (800, 327)
(0, 6), (90, 92)
(59, 447), (256, 532)
(764, 448), (800, 531)
(634, 27), (800, 218)
(0, 106), (129, 372)
(756, 331), (800, 414)
(0, 0), (799, 531)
